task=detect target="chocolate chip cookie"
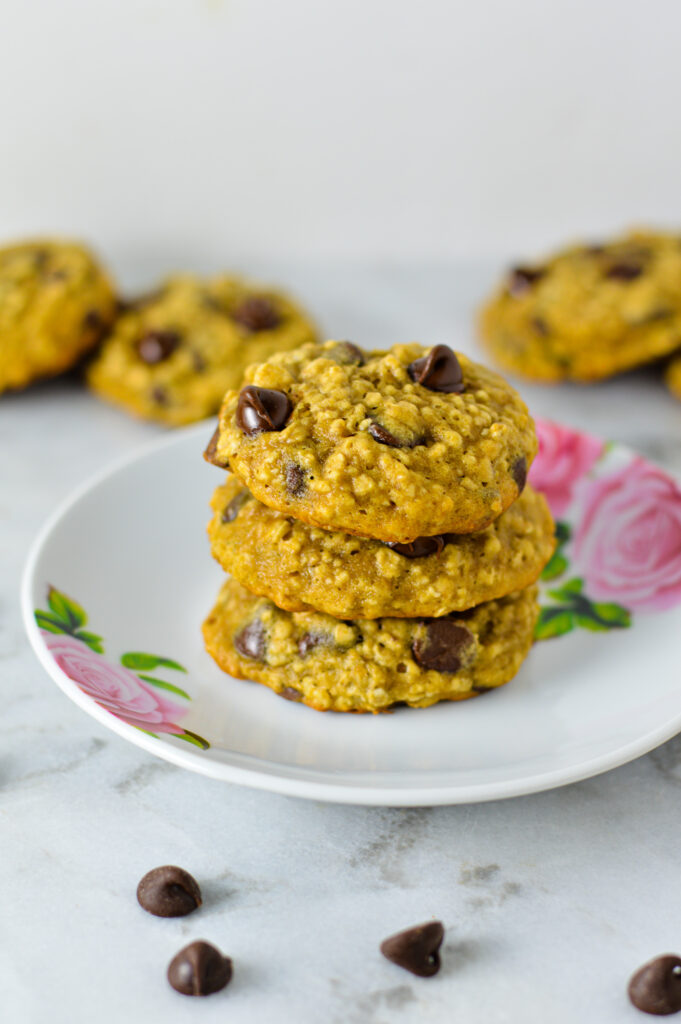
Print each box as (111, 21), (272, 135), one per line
(87, 275), (317, 426)
(202, 577), (539, 712)
(208, 476), (554, 618)
(480, 229), (681, 382)
(0, 238), (115, 394)
(205, 341), (537, 542)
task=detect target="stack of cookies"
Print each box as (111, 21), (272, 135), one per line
(202, 341), (555, 712)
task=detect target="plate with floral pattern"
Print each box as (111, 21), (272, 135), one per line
(21, 419), (681, 806)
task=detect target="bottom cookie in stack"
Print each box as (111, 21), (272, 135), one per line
(202, 577), (540, 713)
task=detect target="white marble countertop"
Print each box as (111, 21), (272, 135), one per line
(3, 263), (681, 1024)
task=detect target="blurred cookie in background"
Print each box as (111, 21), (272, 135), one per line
(665, 353), (681, 401)
(86, 274), (318, 426)
(479, 229), (681, 383)
(0, 239), (116, 394)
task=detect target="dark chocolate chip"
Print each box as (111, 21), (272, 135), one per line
(512, 456), (527, 493)
(151, 385), (169, 406)
(628, 955), (681, 1015)
(167, 941), (232, 997)
(471, 685), (494, 694)
(136, 329), (181, 365)
(236, 385), (292, 437)
(385, 536), (446, 558)
(285, 462), (306, 496)
(83, 309), (103, 332)
(412, 620), (474, 673)
(329, 341), (366, 366)
(137, 865), (202, 918)
(203, 427), (230, 469)
(380, 921), (444, 978)
(232, 296), (281, 332)
(369, 422), (424, 448)
(280, 686), (303, 702)
(297, 631), (329, 656)
(234, 618), (266, 660)
(508, 266), (545, 296)
(605, 262), (644, 281)
(221, 490), (249, 523)
(407, 345), (464, 394)
(531, 316), (549, 336)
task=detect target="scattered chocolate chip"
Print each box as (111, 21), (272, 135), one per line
(232, 296), (281, 332)
(136, 329), (181, 364)
(285, 462), (306, 496)
(531, 316), (549, 336)
(297, 631), (329, 656)
(203, 427), (230, 469)
(628, 955), (681, 1015)
(137, 865), (202, 918)
(472, 684), (494, 694)
(234, 618), (266, 660)
(329, 341), (366, 366)
(512, 456), (527, 493)
(280, 686), (303, 702)
(369, 422), (423, 448)
(385, 536), (446, 558)
(151, 385), (169, 406)
(407, 345), (464, 394)
(380, 921), (444, 977)
(508, 266), (545, 296)
(221, 490), (249, 523)
(412, 620), (474, 673)
(236, 385), (292, 437)
(167, 941), (232, 997)
(83, 309), (103, 332)
(605, 262), (644, 281)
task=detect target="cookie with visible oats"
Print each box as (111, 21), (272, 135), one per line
(480, 229), (681, 383)
(202, 577), (539, 712)
(204, 341), (537, 543)
(0, 238), (115, 394)
(87, 275), (317, 426)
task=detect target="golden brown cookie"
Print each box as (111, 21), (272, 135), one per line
(666, 354), (681, 400)
(87, 275), (317, 426)
(0, 238), (115, 394)
(480, 229), (681, 382)
(205, 341), (537, 542)
(202, 577), (539, 712)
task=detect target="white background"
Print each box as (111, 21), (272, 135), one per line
(1, 0), (680, 276)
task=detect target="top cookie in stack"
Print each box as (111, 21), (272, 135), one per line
(202, 340), (554, 712)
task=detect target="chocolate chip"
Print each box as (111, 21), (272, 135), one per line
(407, 345), (464, 394)
(167, 941), (232, 997)
(606, 262), (644, 281)
(203, 427), (230, 469)
(628, 955), (681, 1015)
(512, 456), (527, 493)
(136, 329), (181, 364)
(284, 462), (307, 496)
(369, 422), (424, 448)
(83, 309), (103, 332)
(151, 385), (169, 406)
(472, 685), (494, 694)
(532, 316), (549, 336)
(385, 536), (446, 558)
(221, 490), (249, 523)
(329, 341), (366, 366)
(236, 385), (292, 437)
(137, 865), (202, 918)
(508, 266), (545, 296)
(234, 618), (266, 660)
(280, 686), (303, 701)
(297, 631), (329, 656)
(412, 620), (475, 673)
(232, 296), (281, 332)
(380, 921), (444, 978)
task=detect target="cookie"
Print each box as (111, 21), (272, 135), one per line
(87, 275), (317, 426)
(480, 229), (681, 382)
(0, 238), (115, 394)
(208, 475), (554, 618)
(202, 577), (539, 712)
(204, 341), (537, 542)
(666, 354), (681, 401)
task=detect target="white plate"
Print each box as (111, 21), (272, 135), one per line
(21, 419), (681, 805)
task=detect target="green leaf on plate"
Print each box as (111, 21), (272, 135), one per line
(138, 675), (191, 700)
(554, 521), (571, 545)
(540, 551), (568, 582)
(73, 630), (105, 653)
(547, 577), (584, 602)
(534, 607), (574, 640)
(120, 652), (187, 673)
(574, 613), (611, 633)
(175, 729), (210, 750)
(47, 586), (86, 630)
(35, 610), (69, 634)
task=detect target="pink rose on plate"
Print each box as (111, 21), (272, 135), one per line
(529, 419), (604, 516)
(42, 631), (185, 733)
(574, 458), (681, 612)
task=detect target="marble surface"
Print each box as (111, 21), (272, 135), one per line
(3, 263), (681, 1024)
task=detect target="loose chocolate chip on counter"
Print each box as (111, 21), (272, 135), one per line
(385, 536), (446, 558)
(329, 341), (366, 366)
(136, 329), (181, 364)
(628, 955), (681, 1015)
(380, 921), (444, 977)
(236, 385), (292, 437)
(232, 296), (281, 332)
(137, 865), (202, 918)
(407, 345), (464, 394)
(412, 620), (474, 673)
(234, 618), (266, 660)
(285, 462), (307, 496)
(512, 456), (527, 493)
(507, 265), (545, 296)
(167, 941), (233, 997)
(279, 686), (303, 702)
(605, 262), (644, 282)
(203, 426), (230, 469)
(221, 490), (249, 523)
